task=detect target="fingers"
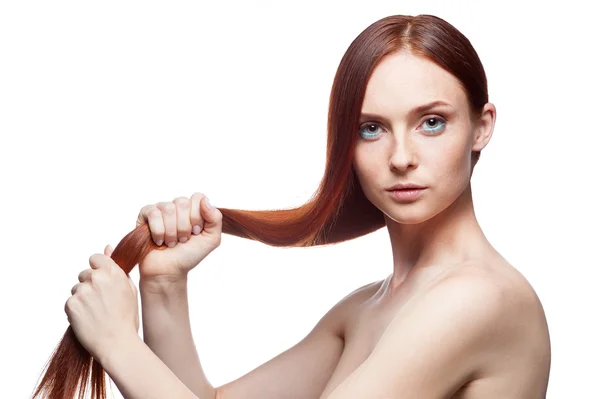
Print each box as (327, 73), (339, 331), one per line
(173, 197), (192, 243)
(71, 282), (81, 295)
(190, 192), (205, 235)
(78, 269), (93, 282)
(70, 280), (94, 295)
(138, 204), (166, 246)
(88, 253), (118, 271)
(157, 202), (177, 247)
(199, 196), (222, 238)
(104, 244), (113, 257)
(137, 193), (210, 247)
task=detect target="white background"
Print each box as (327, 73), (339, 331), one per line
(1, 1), (598, 398)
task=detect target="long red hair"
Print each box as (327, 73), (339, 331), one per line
(32, 13), (488, 398)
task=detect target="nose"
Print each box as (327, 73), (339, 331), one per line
(388, 136), (417, 172)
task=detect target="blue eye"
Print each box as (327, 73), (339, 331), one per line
(421, 117), (446, 134)
(358, 123), (382, 140)
(358, 116), (446, 140)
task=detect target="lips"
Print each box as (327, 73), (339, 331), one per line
(386, 183), (427, 191)
(388, 188), (426, 202)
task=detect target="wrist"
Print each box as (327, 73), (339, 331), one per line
(97, 332), (143, 371)
(139, 274), (188, 294)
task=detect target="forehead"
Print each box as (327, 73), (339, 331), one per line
(362, 52), (468, 114)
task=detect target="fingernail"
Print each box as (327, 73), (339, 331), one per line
(179, 236), (188, 243)
(167, 241), (176, 248)
(205, 197), (214, 209)
(156, 239), (163, 246)
(192, 225), (201, 235)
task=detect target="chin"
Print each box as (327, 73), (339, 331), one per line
(374, 190), (453, 225)
(383, 210), (431, 225)
(373, 200), (432, 225)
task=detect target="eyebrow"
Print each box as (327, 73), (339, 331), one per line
(359, 100), (453, 123)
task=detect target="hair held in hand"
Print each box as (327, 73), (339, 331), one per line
(31, 13), (488, 398)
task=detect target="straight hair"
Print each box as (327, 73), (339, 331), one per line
(32, 13), (488, 398)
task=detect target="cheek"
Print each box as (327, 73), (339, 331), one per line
(418, 142), (468, 195)
(430, 144), (472, 192)
(353, 157), (380, 199)
(354, 152), (380, 183)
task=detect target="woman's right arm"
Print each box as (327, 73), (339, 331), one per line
(133, 193), (359, 399)
(213, 291), (353, 399)
(140, 273), (358, 399)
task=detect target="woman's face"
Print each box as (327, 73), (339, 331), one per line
(353, 51), (495, 224)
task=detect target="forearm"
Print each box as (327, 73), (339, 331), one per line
(101, 334), (200, 399)
(139, 277), (215, 399)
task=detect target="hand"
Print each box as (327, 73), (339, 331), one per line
(134, 192), (223, 281)
(65, 249), (140, 361)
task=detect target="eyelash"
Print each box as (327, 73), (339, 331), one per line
(358, 116), (447, 140)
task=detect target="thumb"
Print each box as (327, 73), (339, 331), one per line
(104, 244), (114, 257)
(200, 196), (222, 237)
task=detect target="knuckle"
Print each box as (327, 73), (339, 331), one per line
(93, 272), (109, 285)
(75, 283), (89, 296)
(65, 297), (74, 312)
(140, 204), (154, 214)
(191, 192), (206, 201)
(164, 202), (176, 214)
(149, 207), (162, 219)
(88, 272), (98, 284)
(94, 266), (110, 279)
(156, 201), (170, 211)
(174, 197), (190, 207)
(138, 205), (155, 227)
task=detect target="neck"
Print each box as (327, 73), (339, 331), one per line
(384, 183), (494, 294)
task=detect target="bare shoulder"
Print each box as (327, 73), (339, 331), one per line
(316, 256), (550, 399)
(322, 258), (551, 399)
(314, 279), (385, 337)
(451, 256), (548, 322)
(441, 257), (550, 346)
(440, 258), (552, 397)
(335, 279), (386, 314)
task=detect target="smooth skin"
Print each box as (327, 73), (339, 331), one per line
(66, 193), (222, 399)
(66, 51), (550, 399)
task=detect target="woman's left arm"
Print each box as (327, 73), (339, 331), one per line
(66, 249), (202, 399)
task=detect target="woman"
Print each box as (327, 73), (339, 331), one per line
(65, 14), (551, 398)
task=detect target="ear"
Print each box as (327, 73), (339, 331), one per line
(471, 102), (496, 152)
